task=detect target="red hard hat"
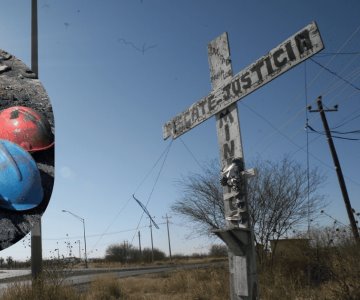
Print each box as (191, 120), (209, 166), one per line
(0, 106), (54, 152)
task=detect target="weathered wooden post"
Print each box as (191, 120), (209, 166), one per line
(208, 33), (258, 299)
(163, 22), (324, 299)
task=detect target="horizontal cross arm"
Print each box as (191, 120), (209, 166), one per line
(163, 21), (324, 140)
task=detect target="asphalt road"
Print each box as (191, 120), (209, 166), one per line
(0, 262), (223, 294)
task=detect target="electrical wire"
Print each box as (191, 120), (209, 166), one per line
(310, 58), (360, 92)
(316, 52), (360, 56)
(242, 24), (360, 191)
(179, 137), (205, 171)
(331, 111), (360, 129)
(304, 62), (311, 237)
(130, 139), (173, 244)
(88, 139), (173, 254)
(43, 224), (153, 241)
(307, 124), (360, 140)
(330, 129), (360, 134)
(243, 24), (360, 157)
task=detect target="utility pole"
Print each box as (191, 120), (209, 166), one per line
(123, 240), (128, 264)
(31, 0), (42, 281)
(138, 231), (142, 257)
(149, 217), (154, 262)
(308, 96), (360, 242)
(163, 214), (172, 261)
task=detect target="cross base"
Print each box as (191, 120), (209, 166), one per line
(212, 227), (250, 256)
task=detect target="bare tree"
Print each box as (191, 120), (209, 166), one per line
(171, 157), (326, 262)
(171, 160), (225, 237)
(247, 157), (326, 263)
(6, 256), (13, 269)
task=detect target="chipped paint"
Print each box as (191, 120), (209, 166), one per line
(163, 22), (324, 140)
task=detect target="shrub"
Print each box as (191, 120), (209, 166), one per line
(209, 244), (228, 257)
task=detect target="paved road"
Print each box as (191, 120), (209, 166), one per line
(0, 270), (31, 280)
(0, 262), (222, 294)
(67, 265), (193, 286)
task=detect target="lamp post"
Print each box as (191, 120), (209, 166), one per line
(62, 210), (88, 268)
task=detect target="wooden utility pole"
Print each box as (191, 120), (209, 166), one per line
(31, 0), (42, 280)
(163, 214), (172, 261)
(138, 231), (142, 256)
(309, 96), (360, 242)
(149, 217), (154, 262)
(163, 23), (324, 299)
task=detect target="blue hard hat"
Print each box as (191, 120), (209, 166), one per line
(0, 139), (43, 211)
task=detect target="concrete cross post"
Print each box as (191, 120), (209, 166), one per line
(208, 33), (258, 300)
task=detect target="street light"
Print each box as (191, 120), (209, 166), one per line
(62, 210), (88, 268)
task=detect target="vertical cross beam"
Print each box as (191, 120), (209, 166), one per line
(208, 33), (258, 300)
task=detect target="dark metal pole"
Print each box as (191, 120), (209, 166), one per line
(31, 0), (38, 78)
(312, 96), (360, 242)
(31, 0), (42, 280)
(31, 220), (42, 279)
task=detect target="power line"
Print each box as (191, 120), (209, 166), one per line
(304, 61), (311, 237)
(179, 137), (205, 171)
(242, 101), (360, 187)
(310, 58), (360, 92)
(330, 130), (360, 134)
(242, 102), (306, 150)
(88, 140), (173, 253)
(131, 139), (173, 243)
(245, 30), (360, 156)
(43, 224), (164, 241)
(331, 112), (360, 129)
(307, 124), (360, 140)
(316, 52), (360, 56)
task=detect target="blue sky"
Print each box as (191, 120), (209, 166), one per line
(0, 0), (360, 260)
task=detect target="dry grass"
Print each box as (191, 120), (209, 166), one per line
(89, 256), (226, 269)
(2, 244), (359, 300)
(85, 275), (125, 300)
(1, 281), (80, 300)
(1, 264), (228, 300)
(117, 265), (229, 300)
